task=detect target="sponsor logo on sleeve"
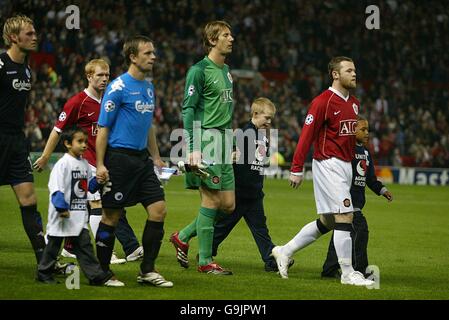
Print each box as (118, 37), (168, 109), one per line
(305, 114), (314, 125)
(104, 100), (115, 112)
(108, 77), (125, 94)
(188, 84), (195, 96)
(59, 112), (67, 122)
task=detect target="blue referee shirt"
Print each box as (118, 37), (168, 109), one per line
(98, 72), (155, 150)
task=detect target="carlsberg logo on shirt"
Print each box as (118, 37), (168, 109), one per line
(135, 100), (155, 114)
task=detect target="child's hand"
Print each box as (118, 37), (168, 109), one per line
(383, 191), (393, 202)
(60, 211), (70, 218)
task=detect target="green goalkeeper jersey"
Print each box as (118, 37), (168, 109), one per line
(182, 56), (234, 151)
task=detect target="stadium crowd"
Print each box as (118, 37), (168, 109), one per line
(2, 0), (448, 168)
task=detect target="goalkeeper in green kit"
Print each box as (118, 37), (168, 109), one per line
(170, 21), (235, 275)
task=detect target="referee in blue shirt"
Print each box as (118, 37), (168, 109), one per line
(95, 36), (173, 288)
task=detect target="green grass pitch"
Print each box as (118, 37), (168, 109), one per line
(0, 170), (448, 300)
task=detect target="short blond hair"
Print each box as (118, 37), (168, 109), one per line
(2, 15), (34, 48)
(85, 59), (109, 77)
(203, 21), (232, 53)
(251, 97), (276, 116)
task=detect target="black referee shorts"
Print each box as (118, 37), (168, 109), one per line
(101, 147), (165, 209)
(0, 132), (34, 186)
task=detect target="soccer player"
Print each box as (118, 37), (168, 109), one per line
(37, 127), (124, 286)
(170, 21), (235, 275)
(33, 59), (143, 264)
(321, 117), (393, 278)
(0, 15), (46, 265)
(211, 97), (294, 272)
(272, 56), (375, 286)
(95, 35), (173, 287)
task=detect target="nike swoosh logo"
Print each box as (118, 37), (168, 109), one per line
(213, 80), (219, 84)
(88, 112), (95, 116)
(334, 111), (341, 115)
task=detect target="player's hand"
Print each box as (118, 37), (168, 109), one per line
(289, 173), (303, 189)
(188, 151), (202, 169)
(59, 211), (70, 218)
(232, 148), (241, 163)
(102, 181), (112, 196)
(383, 191), (393, 202)
(96, 165), (109, 182)
(153, 157), (167, 168)
(33, 155), (49, 172)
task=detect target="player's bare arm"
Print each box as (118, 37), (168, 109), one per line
(95, 126), (109, 181)
(33, 129), (61, 172)
(148, 125), (167, 168)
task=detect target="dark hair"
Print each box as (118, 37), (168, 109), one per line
(328, 56), (354, 81)
(60, 126), (87, 151)
(122, 35), (153, 66)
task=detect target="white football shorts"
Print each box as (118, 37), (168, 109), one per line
(312, 157), (353, 214)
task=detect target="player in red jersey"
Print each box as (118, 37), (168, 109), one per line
(272, 57), (374, 286)
(34, 59), (143, 264)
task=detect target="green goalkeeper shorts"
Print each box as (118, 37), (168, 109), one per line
(184, 163), (234, 190)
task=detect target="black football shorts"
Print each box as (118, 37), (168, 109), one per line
(0, 132), (34, 186)
(101, 147), (165, 209)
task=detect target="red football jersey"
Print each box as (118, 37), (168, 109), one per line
(291, 87), (360, 173)
(54, 89), (100, 166)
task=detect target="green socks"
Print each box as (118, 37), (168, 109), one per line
(197, 207), (217, 266)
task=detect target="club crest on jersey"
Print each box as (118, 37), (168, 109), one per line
(104, 100), (115, 112)
(339, 119), (357, 136)
(212, 176), (220, 184)
(352, 103), (359, 115)
(305, 114), (314, 125)
(147, 88), (153, 98)
(135, 100), (155, 114)
(343, 198), (351, 207)
(26, 68), (31, 79)
(255, 140), (267, 162)
(59, 112), (67, 122)
(227, 72), (233, 83)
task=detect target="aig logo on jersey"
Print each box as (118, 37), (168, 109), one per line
(70, 170), (88, 211)
(339, 119), (357, 136)
(135, 100), (155, 114)
(220, 89), (233, 103)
